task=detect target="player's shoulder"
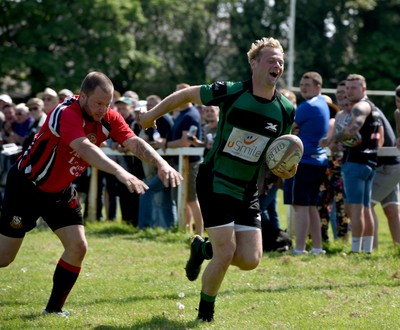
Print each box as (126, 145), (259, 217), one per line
(104, 107), (124, 123)
(201, 80), (249, 98)
(277, 92), (295, 110)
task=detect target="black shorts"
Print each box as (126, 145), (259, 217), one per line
(0, 165), (83, 238)
(196, 164), (261, 229)
(283, 162), (327, 206)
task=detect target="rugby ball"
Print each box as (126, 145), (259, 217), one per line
(266, 134), (303, 171)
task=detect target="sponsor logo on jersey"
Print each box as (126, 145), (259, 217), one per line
(265, 123), (278, 133)
(87, 133), (97, 144)
(223, 127), (269, 162)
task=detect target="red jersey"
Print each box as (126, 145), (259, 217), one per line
(17, 96), (135, 193)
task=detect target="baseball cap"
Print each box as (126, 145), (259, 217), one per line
(0, 94), (13, 105)
(36, 87), (58, 100)
(123, 90), (139, 102)
(115, 96), (132, 106)
(26, 97), (44, 108)
(58, 89), (73, 98)
(15, 103), (30, 114)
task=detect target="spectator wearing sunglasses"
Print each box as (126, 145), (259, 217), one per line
(8, 103), (34, 146)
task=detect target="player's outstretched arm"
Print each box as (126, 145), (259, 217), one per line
(71, 137), (149, 194)
(139, 86), (202, 130)
(123, 136), (183, 188)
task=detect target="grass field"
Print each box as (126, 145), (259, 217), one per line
(1, 194), (400, 330)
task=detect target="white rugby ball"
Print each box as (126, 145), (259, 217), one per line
(266, 134), (304, 171)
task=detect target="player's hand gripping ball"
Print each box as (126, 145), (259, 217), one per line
(266, 134), (304, 179)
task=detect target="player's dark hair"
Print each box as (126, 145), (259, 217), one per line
(80, 71), (114, 97)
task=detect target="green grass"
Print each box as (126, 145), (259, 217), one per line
(1, 196), (400, 329)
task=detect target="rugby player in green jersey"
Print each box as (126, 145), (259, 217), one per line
(140, 37), (296, 322)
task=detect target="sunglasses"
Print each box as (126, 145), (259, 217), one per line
(396, 90), (400, 97)
(29, 107), (39, 111)
(16, 112), (25, 116)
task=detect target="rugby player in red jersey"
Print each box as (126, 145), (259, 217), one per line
(0, 71), (182, 316)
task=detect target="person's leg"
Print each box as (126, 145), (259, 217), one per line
(371, 202), (379, 249)
(333, 174), (350, 241)
(330, 202), (338, 239)
(201, 226), (235, 296)
(188, 199), (203, 236)
(293, 205), (310, 253)
(318, 171), (332, 243)
(349, 203), (363, 252)
(373, 186), (400, 248)
(96, 171), (105, 220)
(196, 225), (234, 321)
(45, 225), (88, 313)
(384, 203), (400, 245)
(363, 206), (374, 253)
(259, 193), (269, 222)
(342, 162), (367, 252)
(0, 234), (24, 267)
(309, 206), (323, 251)
(231, 228), (263, 269)
(187, 161), (203, 235)
(0, 165), (38, 266)
(105, 174), (118, 220)
(265, 186), (280, 229)
(361, 167), (376, 253)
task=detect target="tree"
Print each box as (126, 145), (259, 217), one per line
(0, 0), (146, 97)
(136, 0), (231, 97)
(1, 0), (399, 111)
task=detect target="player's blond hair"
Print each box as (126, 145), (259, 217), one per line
(247, 37), (284, 63)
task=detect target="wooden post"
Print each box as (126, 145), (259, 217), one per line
(178, 154), (190, 231)
(87, 167), (98, 223)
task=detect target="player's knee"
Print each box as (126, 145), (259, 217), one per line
(67, 240), (88, 261)
(214, 248), (235, 270)
(77, 240), (88, 259)
(237, 254), (261, 271)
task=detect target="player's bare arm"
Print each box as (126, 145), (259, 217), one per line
(71, 137), (149, 194)
(319, 111), (344, 149)
(325, 102), (369, 145)
(139, 86), (202, 130)
(123, 136), (183, 188)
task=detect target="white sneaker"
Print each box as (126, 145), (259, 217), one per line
(293, 249), (308, 255)
(310, 248), (326, 255)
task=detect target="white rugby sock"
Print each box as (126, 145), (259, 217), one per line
(362, 236), (374, 253)
(351, 237), (362, 252)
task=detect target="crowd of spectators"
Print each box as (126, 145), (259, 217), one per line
(0, 76), (399, 253)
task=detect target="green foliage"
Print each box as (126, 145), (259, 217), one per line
(0, 0), (146, 94)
